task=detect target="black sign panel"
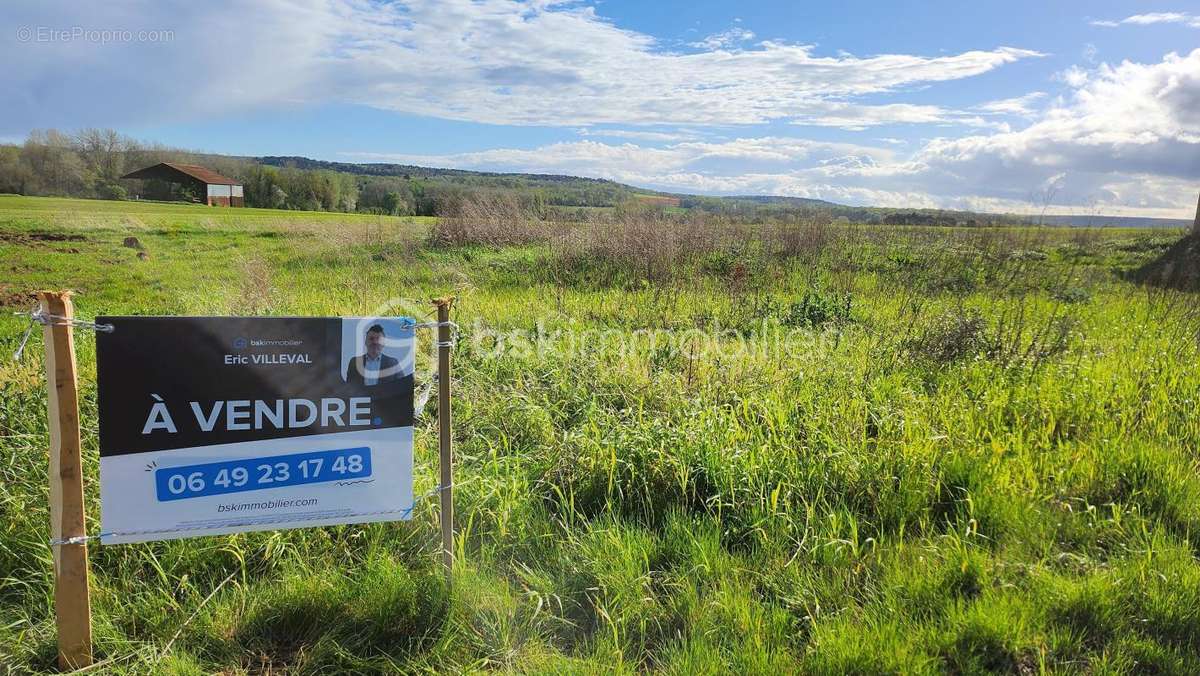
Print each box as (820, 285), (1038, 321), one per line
(96, 317), (414, 457)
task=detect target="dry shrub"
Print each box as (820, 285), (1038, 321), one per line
(287, 216), (424, 263)
(770, 217), (834, 260)
(431, 194), (850, 285)
(431, 192), (548, 246)
(590, 212), (693, 279)
(904, 311), (989, 365)
(904, 303), (1078, 369)
(550, 210), (749, 284)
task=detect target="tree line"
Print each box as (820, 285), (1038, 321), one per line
(0, 128), (1041, 226)
(0, 129), (643, 216)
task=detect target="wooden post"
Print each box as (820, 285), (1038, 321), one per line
(38, 291), (93, 671)
(1192, 190), (1199, 235)
(433, 297), (455, 583)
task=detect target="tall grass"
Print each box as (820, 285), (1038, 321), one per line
(0, 195), (1197, 673)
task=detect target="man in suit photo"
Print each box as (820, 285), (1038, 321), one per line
(344, 323), (400, 386)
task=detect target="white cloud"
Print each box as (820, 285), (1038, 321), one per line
(576, 128), (697, 142)
(1091, 12), (1200, 29)
(689, 27), (755, 50)
(917, 50), (1200, 181)
(5, 1), (1195, 218)
(975, 92), (1046, 117)
(789, 102), (983, 129)
(344, 50), (1200, 218)
(1058, 66), (1090, 88)
(1, 0), (1041, 132)
(904, 50), (1200, 215)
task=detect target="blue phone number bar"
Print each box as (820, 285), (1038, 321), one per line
(155, 447), (372, 502)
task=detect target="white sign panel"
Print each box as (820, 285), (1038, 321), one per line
(96, 316), (415, 544)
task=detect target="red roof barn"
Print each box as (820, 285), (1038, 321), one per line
(121, 162), (244, 207)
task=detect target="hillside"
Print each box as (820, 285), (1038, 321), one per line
(0, 130), (1190, 227)
(257, 157), (1191, 228)
(258, 155), (629, 186)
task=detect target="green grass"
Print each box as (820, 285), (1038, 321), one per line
(1, 195), (1198, 674)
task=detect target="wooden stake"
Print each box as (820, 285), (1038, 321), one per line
(1192, 190), (1199, 235)
(38, 291), (93, 671)
(433, 297), (455, 583)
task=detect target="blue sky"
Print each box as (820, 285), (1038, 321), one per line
(4, 1), (1199, 217)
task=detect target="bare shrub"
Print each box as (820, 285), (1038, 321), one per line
(904, 302), (1079, 370)
(770, 217), (834, 260)
(904, 311), (989, 365)
(555, 210), (762, 285)
(432, 191), (548, 246)
(583, 212), (683, 283)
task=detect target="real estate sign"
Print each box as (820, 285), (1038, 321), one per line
(96, 316), (415, 544)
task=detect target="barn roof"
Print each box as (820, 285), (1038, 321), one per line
(121, 162), (240, 185)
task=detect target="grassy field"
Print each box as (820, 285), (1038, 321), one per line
(1, 194), (1199, 674)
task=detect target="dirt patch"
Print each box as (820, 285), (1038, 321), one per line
(1131, 234), (1200, 292)
(31, 232), (85, 242)
(0, 231), (88, 245)
(0, 287), (33, 308)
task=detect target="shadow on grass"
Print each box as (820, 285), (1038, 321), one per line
(232, 555), (449, 672)
(1128, 233), (1200, 292)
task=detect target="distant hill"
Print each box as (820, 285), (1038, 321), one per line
(719, 194), (844, 209)
(257, 157), (846, 209)
(258, 157), (1190, 228)
(1034, 214), (1190, 229)
(1, 127), (1190, 226)
(257, 155), (625, 186)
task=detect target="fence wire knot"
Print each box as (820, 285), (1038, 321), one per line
(12, 305), (115, 361)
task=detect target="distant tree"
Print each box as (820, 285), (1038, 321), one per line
(21, 131), (85, 195)
(97, 182), (127, 200)
(74, 127), (129, 191)
(381, 190), (402, 215)
(0, 145), (34, 194)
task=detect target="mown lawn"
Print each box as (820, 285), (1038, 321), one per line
(1, 195), (1198, 674)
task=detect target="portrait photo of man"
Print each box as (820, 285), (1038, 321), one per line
(344, 323), (400, 386)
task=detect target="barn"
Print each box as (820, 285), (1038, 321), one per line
(121, 162), (244, 207)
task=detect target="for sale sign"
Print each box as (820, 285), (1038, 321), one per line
(95, 316), (415, 544)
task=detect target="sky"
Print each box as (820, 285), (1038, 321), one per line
(4, 1), (1200, 218)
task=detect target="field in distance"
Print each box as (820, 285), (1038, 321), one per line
(1, 195), (1198, 674)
